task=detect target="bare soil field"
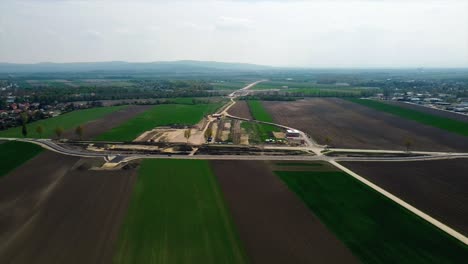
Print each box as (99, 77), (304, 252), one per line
(263, 98), (468, 151)
(340, 159), (468, 236)
(383, 101), (468, 123)
(63, 105), (153, 140)
(211, 160), (358, 264)
(0, 151), (137, 264)
(228, 101), (253, 120)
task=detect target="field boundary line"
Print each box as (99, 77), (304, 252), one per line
(330, 160), (468, 246)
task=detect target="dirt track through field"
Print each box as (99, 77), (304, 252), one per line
(211, 160), (359, 264)
(341, 159), (468, 236)
(0, 151), (137, 264)
(63, 105), (153, 140)
(263, 98), (468, 152)
(228, 101), (253, 120)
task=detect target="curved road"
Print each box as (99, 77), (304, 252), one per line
(2, 80), (468, 245)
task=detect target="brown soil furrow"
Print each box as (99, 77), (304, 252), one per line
(340, 159), (468, 236)
(211, 160), (359, 264)
(63, 105), (153, 140)
(228, 101), (253, 120)
(263, 98), (468, 152)
(0, 152), (137, 264)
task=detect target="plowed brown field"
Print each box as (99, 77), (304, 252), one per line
(63, 105), (153, 140)
(340, 159), (468, 236)
(211, 160), (358, 264)
(0, 151), (137, 264)
(228, 101), (253, 120)
(263, 98), (468, 151)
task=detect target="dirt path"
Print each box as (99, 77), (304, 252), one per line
(0, 151), (137, 264)
(340, 159), (468, 236)
(211, 160), (359, 264)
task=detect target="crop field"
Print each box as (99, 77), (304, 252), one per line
(210, 81), (247, 90)
(349, 99), (468, 136)
(381, 101), (468, 123)
(0, 152), (137, 264)
(62, 105), (153, 140)
(0, 105), (127, 138)
(228, 101), (252, 119)
(248, 100), (275, 122)
(246, 100), (280, 140)
(211, 160), (358, 263)
(0, 141), (42, 178)
(263, 98), (468, 151)
(277, 166), (468, 263)
(340, 159), (468, 236)
(96, 103), (222, 141)
(114, 159), (247, 264)
(251, 81), (379, 96)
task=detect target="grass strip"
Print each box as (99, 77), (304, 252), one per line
(348, 99), (468, 136)
(114, 159), (248, 264)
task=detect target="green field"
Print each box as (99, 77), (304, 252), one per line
(0, 141), (43, 178)
(96, 103), (221, 141)
(210, 81), (247, 90)
(276, 168), (468, 263)
(349, 99), (468, 136)
(251, 82), (379, 97)
(247, 100), (275, 123)
(245, 100), (280, 141)
(0, 106), (126, 138)
(114, 159), (247, 264)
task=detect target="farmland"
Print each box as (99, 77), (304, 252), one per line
(382, 101), (468, 123)
(114, 159), (247, 264)
(263, 98), (468, 151)
(277, 166), (468, 263)
(96, 103), (222, 141)
(0, 152), (137, 264)
(348, 99), (468, 136)
(0, 141), (42, 178)
(245, 100), (280, 140)
(248, 100), (275, 123)
(62, 105), (153, 140)
(0, 105), (127, 138)
(211, 160), (358, 263)
(228, 101), (252, 120)
(250, 81), (379, 97)
(340, 159), (468, 236)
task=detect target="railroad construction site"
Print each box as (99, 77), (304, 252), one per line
(1, 70), (468, 263)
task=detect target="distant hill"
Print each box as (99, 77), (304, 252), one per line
(0, 60), (272, 73)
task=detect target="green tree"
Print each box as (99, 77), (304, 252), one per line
(324, 136), (332, 149)
(20, 112), (29, 125)
(36, 125), (44, 138)
(404, 138), (413, 152)
(75, 125), (84, 140)
(184, 128), (192, 143)
(55, 127), (64, 139)
(21, 124), (28, 138)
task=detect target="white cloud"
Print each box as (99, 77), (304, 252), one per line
(0, 0), (466, 67)
(215, 16), (253, 31)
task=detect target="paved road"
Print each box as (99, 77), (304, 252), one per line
(3, 80), (468, 246)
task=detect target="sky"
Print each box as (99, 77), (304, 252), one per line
(0, 0), (467, 68)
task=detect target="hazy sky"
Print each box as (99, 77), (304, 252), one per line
(0, 0), (467, 67)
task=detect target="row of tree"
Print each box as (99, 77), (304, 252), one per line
(21, 122), (84, 140)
